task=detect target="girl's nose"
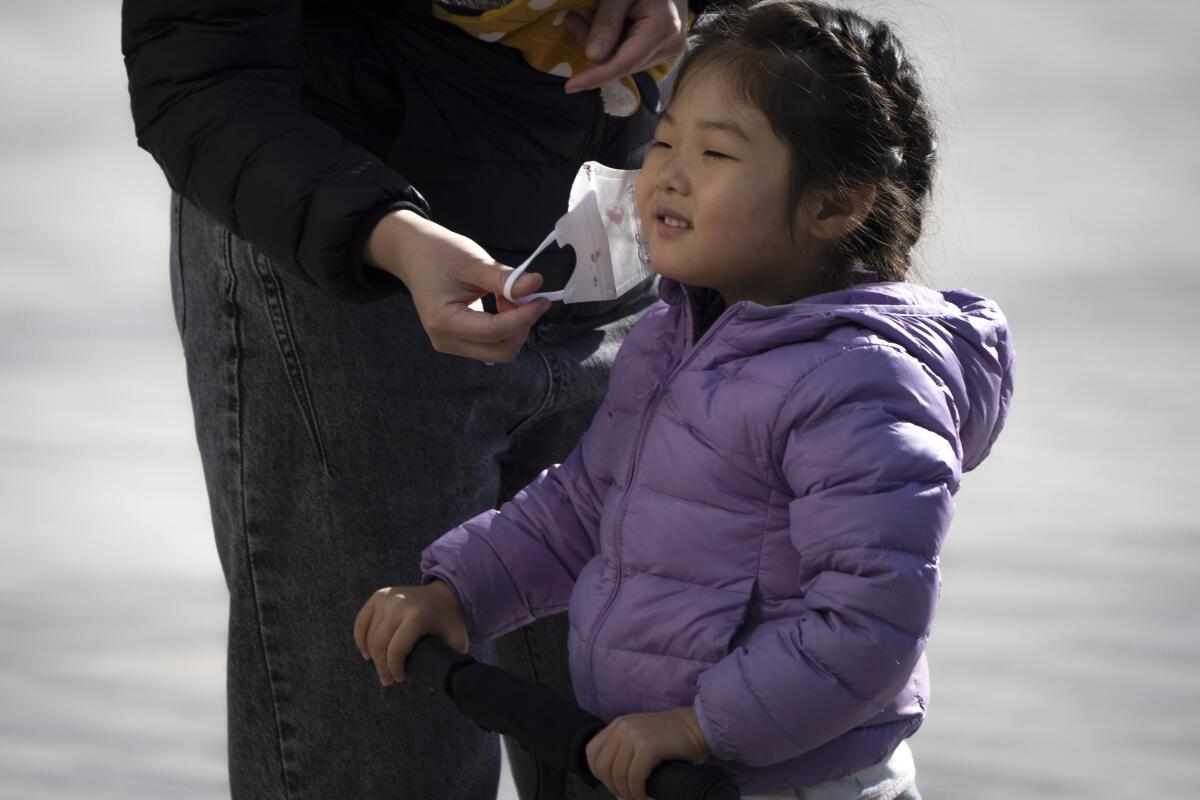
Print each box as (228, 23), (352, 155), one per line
(654, 151), (689, 195)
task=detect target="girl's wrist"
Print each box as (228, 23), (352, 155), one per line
(427, 578), (465, 615)
(678, 706), (711, 760)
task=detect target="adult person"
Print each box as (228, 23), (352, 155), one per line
(121, 0), (694, 797)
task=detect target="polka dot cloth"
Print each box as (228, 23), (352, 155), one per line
(431, 0), (693, 117)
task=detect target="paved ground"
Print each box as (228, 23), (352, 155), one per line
(1, 1), (1197, 798)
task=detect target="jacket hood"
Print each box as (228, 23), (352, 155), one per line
(659, 278), (1015, 472)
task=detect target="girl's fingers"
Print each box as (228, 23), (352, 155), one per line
(353, 598), (376, 658)
(611, 736), (636, 800)
(367, 609), (401, 685)
(628, 750), (655, 800)
(385, 624), (421, 683)
(589, 730), (620, 797)
(585, 731), (604, 785)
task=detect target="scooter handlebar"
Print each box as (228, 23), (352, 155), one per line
(405, 635), (740, 800)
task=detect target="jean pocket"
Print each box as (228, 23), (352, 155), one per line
(246, 247), (332, 477)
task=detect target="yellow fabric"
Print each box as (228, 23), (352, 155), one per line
(432, 0), (693, 117)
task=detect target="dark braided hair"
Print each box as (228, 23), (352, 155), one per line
(668, 0), (938, 289)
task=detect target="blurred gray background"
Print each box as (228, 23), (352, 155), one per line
(2, 0), (1197, 797)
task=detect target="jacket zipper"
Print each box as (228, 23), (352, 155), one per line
(579, 91), (605, 162)
(583, 303), (739, 708)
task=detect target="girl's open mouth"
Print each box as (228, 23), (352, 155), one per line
(656, 214), (692, 239)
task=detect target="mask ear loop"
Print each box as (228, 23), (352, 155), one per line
(503, 229), (567, 304)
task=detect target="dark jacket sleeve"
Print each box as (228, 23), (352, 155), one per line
(121, 0), (430, 302)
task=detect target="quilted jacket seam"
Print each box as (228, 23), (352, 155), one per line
(471, 532), (535, 640)
(658, 396), (757, 459)
(593, 640), (720, 664)
(628, 566), (752, 598)
(806, 540), (938, 561)
(798, 644), (876, 708)
(766, 346), (876, 484)
(739, 651), (809, 751)
(635, 482), (746, 515)
(769, 344), (907, 442)
(804, 587), (931, 641)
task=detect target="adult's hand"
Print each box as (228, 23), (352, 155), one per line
(365, 210), (552, 363)
(563, 0), (688, 94)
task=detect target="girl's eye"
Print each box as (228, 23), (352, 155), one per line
(647, 140), (731, 160)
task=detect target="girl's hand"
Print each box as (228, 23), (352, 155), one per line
(585, 706), (712, 800)
(353, 580), (470, 686)
(365, 210), (552, 363)
(563, 0), (687, 94)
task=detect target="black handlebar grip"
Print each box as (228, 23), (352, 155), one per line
(404, 634), (475, 695)
(647, 760), (741, 800)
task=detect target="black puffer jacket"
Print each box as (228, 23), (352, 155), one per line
(121, 0), (680, 304)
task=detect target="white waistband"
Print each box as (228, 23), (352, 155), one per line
(741, 740), (916, 800)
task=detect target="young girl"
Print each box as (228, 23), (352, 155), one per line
(355, 1), (1014, 798)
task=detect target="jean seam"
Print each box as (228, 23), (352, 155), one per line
(172, 194), (187, 337)
(249, 248), (332, 477)
(228, 228), (296, 799)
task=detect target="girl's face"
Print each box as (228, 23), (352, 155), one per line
(635, 63), (823, 306)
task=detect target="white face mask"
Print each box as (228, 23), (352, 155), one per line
(503, 161), (653, 305)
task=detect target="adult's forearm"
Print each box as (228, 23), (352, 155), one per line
(364, 209), (427, 283)
(122, 0), (428, 302)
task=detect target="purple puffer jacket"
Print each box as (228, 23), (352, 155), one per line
(420, 277), (1014, 794)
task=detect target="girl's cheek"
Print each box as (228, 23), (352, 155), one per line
(633, 169), (653, 202)
(634, 182), (654, 228)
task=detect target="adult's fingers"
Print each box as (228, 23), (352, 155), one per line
(564, 0), (686, 93)
(455, 332), (535, 365)
(563, 9), (594, 52)
(565, 21), (673, 94)
(581, 0), (636, 62)
(474, 259), (543, 301)
(430, 299), (550, 353)
(494, 272), (552, 313)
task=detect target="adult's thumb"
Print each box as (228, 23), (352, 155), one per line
(484, 261), (544, 302)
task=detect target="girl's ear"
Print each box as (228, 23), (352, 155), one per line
(801, 183), (878, 242)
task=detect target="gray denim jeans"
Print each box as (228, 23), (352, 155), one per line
(170, 192), (649, 799)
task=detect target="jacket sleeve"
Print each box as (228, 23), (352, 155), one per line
(121, 0), (430, 302)
(692, 345), (962, 767)
(419, 397), (615, 642)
